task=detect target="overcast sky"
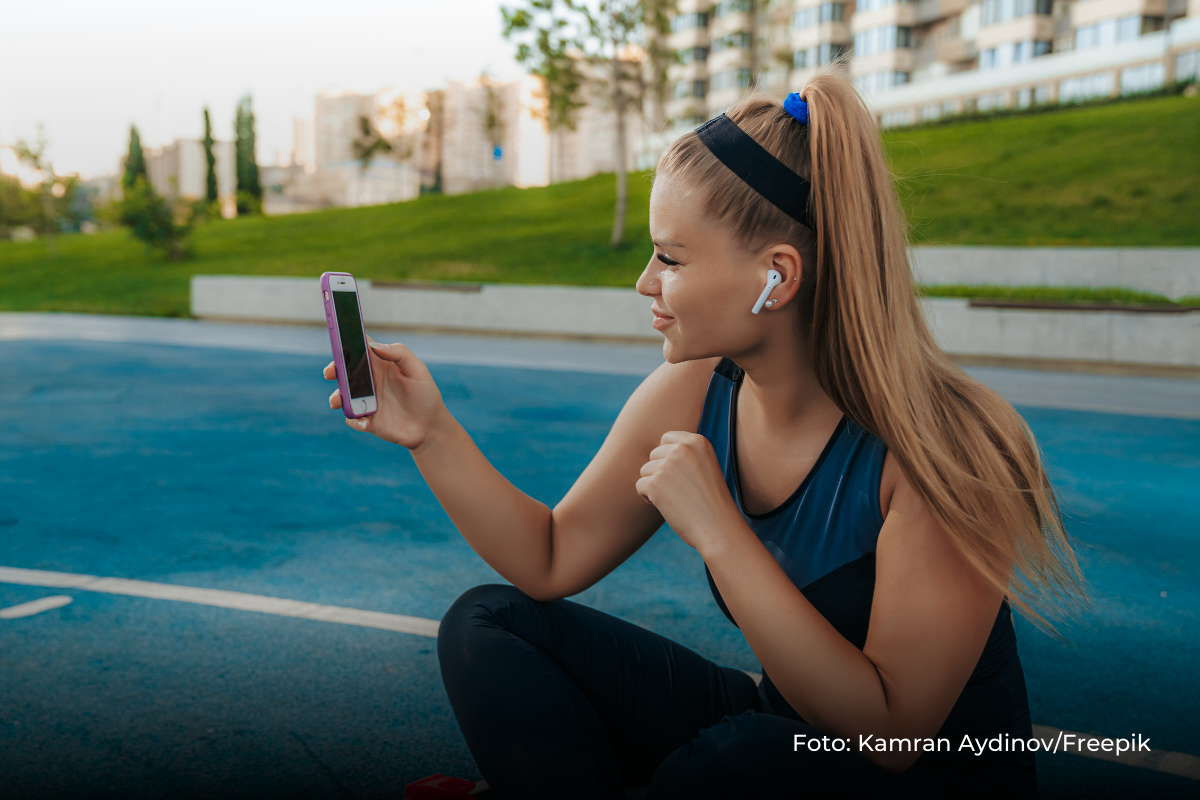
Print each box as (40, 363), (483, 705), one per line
(0, 0), (526, 178)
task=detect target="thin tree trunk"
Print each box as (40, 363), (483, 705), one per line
(610, 56), (627, 247)
(41, 186), (55, 256)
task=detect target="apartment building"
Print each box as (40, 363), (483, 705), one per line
(144, 139), (235, 205)
(662, 0), (1199, 130)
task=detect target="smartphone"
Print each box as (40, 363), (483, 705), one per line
(321, 272), (378, 418)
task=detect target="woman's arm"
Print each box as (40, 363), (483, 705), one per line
(326, 341), (719, 600)
(638, 439), (1003, 772)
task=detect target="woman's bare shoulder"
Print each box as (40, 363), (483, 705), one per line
(619, 356), (723, 436)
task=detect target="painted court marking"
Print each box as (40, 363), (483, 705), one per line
(1, 566), (1196, 781)
(0, 594), (73, 619)
(0, 566), (439, 638)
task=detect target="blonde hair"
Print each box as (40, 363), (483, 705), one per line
(658, 72), (1086, 629)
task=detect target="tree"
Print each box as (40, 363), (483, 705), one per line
(122, 125), (147, 190)
(117, 177), (193, 261)
(503, 0), (672, 246)
(480, 73), (508, 187)
(202, 107), (218, 205)
(15, 126), (58, 254)
(234, 95), (261, 215)
(352, 115), (394, 174)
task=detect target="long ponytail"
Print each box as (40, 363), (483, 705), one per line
(658, 71), (1086, 629)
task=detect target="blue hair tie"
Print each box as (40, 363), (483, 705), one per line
(784, 93), (809, 125)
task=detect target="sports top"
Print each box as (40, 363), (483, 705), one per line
(697, 358), (1037, 789)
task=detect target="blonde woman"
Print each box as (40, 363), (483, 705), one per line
(325, 72), (1084, 799)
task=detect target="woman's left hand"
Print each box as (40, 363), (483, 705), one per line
(636, 431), (743, 554)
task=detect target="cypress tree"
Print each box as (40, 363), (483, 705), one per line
(123, 126), (147, 190)
(234, 95), (261, 214)
(202, 108), (218, 204)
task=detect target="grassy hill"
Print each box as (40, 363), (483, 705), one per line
(1, 93), (1196, 318)
(886, 93), (1200, 246)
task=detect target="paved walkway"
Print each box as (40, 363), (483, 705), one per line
(4, 312), (1199, 418)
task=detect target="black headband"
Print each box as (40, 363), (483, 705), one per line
(694, 114), (813, 229)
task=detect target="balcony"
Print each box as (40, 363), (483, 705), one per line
(937, 36), (978, 62)
(976, 15), (1057, 48)
(668, 28), (712, 51)
(852, 49), (918, 73)
(1072, 0), (1168, 27)
(915, 0), (972, 24)
(793, 22), (853, 49)
(668, 60), (710, 83)
(711, 7), (755, 39)
(852, 3), (919, 31)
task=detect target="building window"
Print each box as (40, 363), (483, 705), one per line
(712, 31), (753, 52)
(919, 104), (941, 120)
(1178, 49), (1200, 82)
(673, 80), (708, 100)
(1059, 71), (1114, 102)
(854, 70), (911, 93)
(857, 0), (912, 12)
(671, 12), (709, 33)
(853, 26), (913, 57)
(1074, 15), (1159, 50)
(1120, 62), (1165, 95)
(714, 0), (753, 18)
(794, 2), (845, 30)
(794, 42), (845, 69)
(977, 92), (1007, 111)
(980, 0), (1052, 27)
(711, 67), (753, 91)
(880, 109), (915, 127)
(980, 39), (1049, 70)
(677, 46), (709, 64)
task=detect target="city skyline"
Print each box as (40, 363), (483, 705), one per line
(0, 0), (525, 179)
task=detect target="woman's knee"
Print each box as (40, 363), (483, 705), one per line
(440, 583), (525, 637)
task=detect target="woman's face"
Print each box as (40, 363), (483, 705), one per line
(637, 174), (798, 364)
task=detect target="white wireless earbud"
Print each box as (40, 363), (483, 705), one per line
(751, 269), (783, 314)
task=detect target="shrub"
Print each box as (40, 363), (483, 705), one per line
(117, 178), (193, 261)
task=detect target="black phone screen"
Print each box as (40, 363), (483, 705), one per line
(332, 290), (373, 399)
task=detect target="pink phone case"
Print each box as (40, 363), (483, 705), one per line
(321, 271), (377, 419)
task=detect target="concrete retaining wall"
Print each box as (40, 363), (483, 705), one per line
(923, 298), (1200, 368)
(191, 275), (1200, 368)
(910, 247), (1200, 300)
(191, 275), (657, 339)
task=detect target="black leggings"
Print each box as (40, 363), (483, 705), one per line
(437, 584), (951, 800)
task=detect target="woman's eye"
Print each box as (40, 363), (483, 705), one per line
(656, 252), (679, 267)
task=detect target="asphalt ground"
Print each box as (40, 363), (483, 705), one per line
(0, 314), (1197, 798)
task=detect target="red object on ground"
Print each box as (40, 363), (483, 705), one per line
(404, 773), (478, 799)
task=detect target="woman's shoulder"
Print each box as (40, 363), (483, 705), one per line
(616, 357), (724, 438)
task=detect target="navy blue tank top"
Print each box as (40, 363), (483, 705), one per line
(699, 359), (1038, 791)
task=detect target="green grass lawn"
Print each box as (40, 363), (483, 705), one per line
(1, 93), (1196, 318)
(885, 94), (1200, 246)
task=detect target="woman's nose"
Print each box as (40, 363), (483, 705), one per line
(636, 265), (662, 297)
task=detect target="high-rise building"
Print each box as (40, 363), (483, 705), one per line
(661, 0), (1199, 130)
(144, 139), (235, 203)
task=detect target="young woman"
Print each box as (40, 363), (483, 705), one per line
(324, 72), (1084, 799)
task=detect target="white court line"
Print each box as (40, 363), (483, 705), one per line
(0, 594), (73, 619)
(0, 566), (439, 638)
(1, 566), (1196, 781)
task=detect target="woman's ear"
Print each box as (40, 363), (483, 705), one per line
(764, 245), (803, 310)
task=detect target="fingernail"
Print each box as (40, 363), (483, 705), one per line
(368, 341), (383, 349)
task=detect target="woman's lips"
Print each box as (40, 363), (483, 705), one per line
(651, 308), (675, 330)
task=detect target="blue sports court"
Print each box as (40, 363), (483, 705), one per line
(0, 313), (1197, 798)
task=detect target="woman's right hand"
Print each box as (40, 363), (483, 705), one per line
(323, 338), (448, 450)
